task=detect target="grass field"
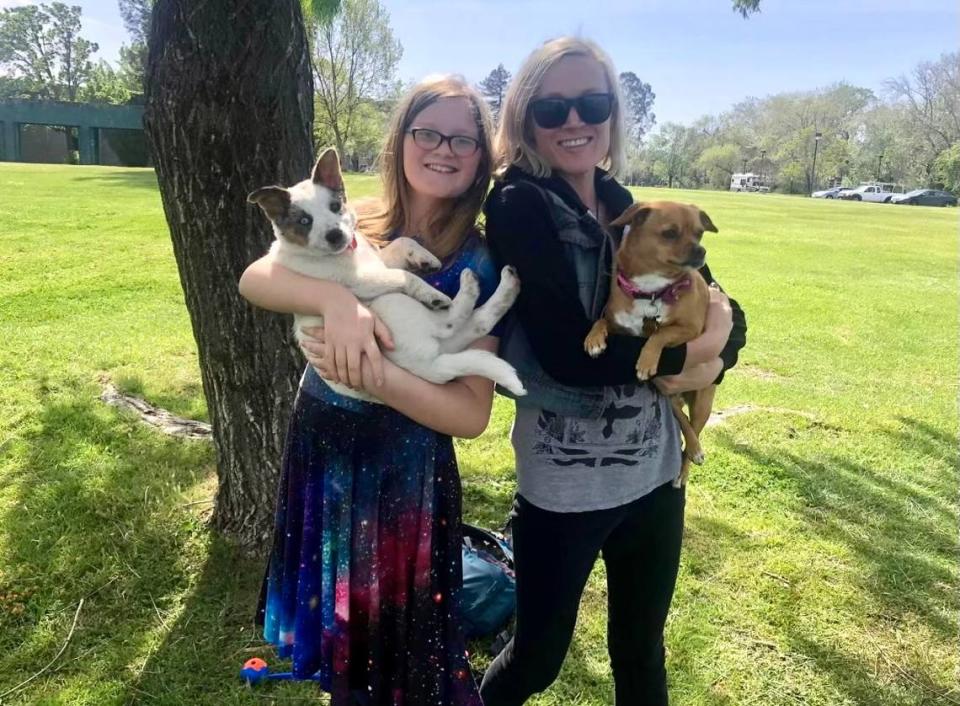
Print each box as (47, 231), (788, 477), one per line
(0, 162), (957, 705)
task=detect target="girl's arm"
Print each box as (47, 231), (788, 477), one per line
(238, 252), (393, 386)
(302, 334), (498, 439)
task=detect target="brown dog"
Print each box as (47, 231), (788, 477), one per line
(584, 201), (719, 487)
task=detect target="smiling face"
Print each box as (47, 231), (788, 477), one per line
(532, 55), (612, 179)
(402, 97), (483, 201)
(611, 201), (719, 277)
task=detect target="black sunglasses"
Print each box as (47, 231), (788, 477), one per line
(529, 92), (615, 129)
(407, 128), (481, 157)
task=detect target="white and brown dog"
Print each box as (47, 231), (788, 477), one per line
(584, 201), (720, 487)
(248, 147), (526, 401)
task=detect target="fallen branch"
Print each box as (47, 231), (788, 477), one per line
(0, 598), (84, 702)
(98, 377), (211, 440)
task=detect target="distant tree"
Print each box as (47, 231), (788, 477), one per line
(619, 71), (656, 143)
(79, 60), (132, 104)
(478, 64), (511, 121)
(117, 0), (152, 95)
(732, 0), (761, 18)
(302, 0), (342, 23)
(696, 143), (741, 189)
(934, 143), (960, 192)
(311, 0), (401, 164)
(647, 122), (696, 188)
(0, 2), (98, 101)
(885, 52), (960, 183)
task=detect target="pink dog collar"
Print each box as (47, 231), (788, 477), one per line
(616, 271), (692, 304)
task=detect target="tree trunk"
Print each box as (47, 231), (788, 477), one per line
(144, 0), (314, 553)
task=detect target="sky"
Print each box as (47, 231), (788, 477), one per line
(1, 0), (957, 128)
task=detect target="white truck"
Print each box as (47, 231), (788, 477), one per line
(729, 173), (766, 192)
(839, 182), (905, 203)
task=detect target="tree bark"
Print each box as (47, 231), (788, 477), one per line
(144, 0), (313, 553)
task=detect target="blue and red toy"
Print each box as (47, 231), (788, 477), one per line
(239, 657), (324, 686)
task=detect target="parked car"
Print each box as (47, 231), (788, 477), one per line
(891, 189), (958, 207)
(812, 186), (846, 199)
(838, 183), (905, 203)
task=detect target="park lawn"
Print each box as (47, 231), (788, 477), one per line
(0, 162), (957, 705)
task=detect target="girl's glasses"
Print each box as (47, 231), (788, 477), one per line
(407, 128), (481, 157)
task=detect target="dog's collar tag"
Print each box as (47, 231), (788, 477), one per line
(617, 271), (692, 304)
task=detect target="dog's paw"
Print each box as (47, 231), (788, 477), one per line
(584, 339), (607, 358)
(459, 268), (480, 295)
(501, 265), (520, 287)
(428, 294), (452, 310)
(409, 248), (441, 272)
(635, 351), (659, 381)
(635, 363), (657, 381)
(688, 448), (705, 465)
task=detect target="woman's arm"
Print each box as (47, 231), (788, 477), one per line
(238, 252), (393, 387)
(485, 182), (732, 386)
(302, 334), (498, 439)
(699, 264), (748, 383)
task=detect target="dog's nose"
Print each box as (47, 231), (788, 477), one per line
(691, 245), (706, 261)
(325, 228), (345, 246)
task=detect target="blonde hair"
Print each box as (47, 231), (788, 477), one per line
(495, 37), (627, 179)
(358, 75), (494, 258)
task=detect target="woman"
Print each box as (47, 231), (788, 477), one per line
(238, 75), (502, 706)
(479, 38), (747, 705)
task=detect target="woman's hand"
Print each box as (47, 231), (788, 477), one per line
(300, 288), (394, 388)
(654, 358), (723, 395)
(683, 288), (733, 367)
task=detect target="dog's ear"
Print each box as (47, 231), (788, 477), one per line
(610, 202), (652, 228)
(696, 207), (718, 233)
(247, 187), (290, 221)
(312, 147), (344, 194)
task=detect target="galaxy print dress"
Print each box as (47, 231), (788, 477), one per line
(257, 232), (500, 706)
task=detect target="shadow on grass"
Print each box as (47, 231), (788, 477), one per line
(71, 170), (158, 190)
(0, 383), (215, 702)
(714, 418), (958, 705)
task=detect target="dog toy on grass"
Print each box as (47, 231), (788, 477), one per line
(240, 657), (324, 686)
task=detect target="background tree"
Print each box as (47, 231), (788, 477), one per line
(116, 0), (152, 97)
(885, 52), (960, 185)
(618, 71), (656, 144)
(144, 0), (320, 551)
(696, 143), (741, 189)
(311, 0), (401, 167)
(478, 63), (511, 122)
(732, 0), (761, 18)
(0, 2), (98, 101)
(79, 60), (131, 103)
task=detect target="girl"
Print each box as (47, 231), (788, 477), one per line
(238, 75), (502, 706)
(478, 38), (747, 705)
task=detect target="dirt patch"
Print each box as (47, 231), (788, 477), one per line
(706, 405), (818, 428)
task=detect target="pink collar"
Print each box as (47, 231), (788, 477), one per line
(616, 271), (692, 304)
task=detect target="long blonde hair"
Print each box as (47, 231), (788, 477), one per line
(495, 37), (627, 179)
(358, 75), (494, 258)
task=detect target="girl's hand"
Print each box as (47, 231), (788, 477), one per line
(300, 288), (394, 388)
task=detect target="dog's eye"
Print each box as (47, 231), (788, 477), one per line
(298, 215), (312, 227)
(662, 228), (679, 240)
(330, 200), (342, 213)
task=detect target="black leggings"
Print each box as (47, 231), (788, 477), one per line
(479, 481), (685, 706)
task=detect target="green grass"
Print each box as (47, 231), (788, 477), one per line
(1, 163), (957, 705)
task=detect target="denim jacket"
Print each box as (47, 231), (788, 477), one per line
(493, 172), (626, 419)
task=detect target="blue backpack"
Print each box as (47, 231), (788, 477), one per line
(459, 523), (516, 642)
